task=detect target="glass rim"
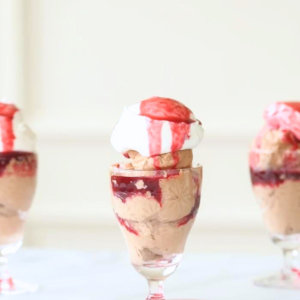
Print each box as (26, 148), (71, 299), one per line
(110, 164), (202, 176)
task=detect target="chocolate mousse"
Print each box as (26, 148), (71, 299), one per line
(127, 149), (193, 171)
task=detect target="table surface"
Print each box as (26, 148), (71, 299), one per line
(7, 249), (300, 300)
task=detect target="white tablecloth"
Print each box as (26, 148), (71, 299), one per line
(8, 249), (300, 300)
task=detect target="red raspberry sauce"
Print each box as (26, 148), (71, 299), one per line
(140, 97), (195, 168)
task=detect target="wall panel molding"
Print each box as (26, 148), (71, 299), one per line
(36, 131), (253, 146)
(0, 0), (24, 106)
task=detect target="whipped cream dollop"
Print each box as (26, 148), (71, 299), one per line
(0, 99), (36, 152)
(264, 102), (300, 140)
(111, 97), (204, 157)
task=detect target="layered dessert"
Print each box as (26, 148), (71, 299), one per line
(0, 100), (37, 247)
(110, 97), (203, 266)
(250, 102), (300, 235)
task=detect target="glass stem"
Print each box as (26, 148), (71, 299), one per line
(147, 280), (165, 300)
(282, 248), (300, 277)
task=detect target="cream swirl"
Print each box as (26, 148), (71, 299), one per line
(111, 97), (204, 157)
(264, 102), (300, 140)
(0, 99), (36, 152)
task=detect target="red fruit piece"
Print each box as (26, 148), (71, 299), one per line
(140, 97), (194, 123)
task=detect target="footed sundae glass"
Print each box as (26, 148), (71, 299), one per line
(110, 165), (202, 300)
(0, 100), (38, 294)
(250, 148), (300, 289)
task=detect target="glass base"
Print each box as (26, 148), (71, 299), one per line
(254, 272), (300, 289)
(0, 279), (38, 295)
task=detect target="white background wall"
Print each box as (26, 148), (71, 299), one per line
(1, 0), (300, 254)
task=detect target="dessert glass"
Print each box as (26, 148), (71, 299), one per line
(250, 148), (300, 289)
(0, 151), (38, 294)
(110, 165), (202, 299)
